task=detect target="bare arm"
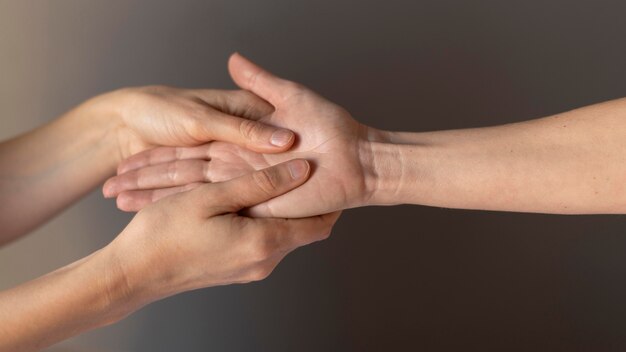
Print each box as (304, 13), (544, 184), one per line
(0, 97), (121, 243)
(0, 247), (136, 351)
(106, 55), (626, 216)
(0, 86), (293, 245)
(0, 161), (338, 351)
(364, 98), (626, 214)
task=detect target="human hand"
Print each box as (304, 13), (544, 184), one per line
(103, 53), (381, 218)
(89, 85), (296, 160)
(105, 159), (340, 304)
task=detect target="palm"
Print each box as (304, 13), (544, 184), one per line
(208, 93), (367, 217)
(106, 54), (371, 218)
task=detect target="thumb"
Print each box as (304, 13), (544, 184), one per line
(227, 52), (300, 107)
(201, 159), (311, 216)
(203, 110), (295, 152)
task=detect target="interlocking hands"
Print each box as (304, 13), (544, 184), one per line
(104, 53), (378, 218)
(5, 52), (626, 351)
(110, 159), (339, 303)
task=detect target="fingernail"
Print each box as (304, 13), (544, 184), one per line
(270, 129), (294, 147)
(103, 184), (114, 198)
(287, 160), (308, 180)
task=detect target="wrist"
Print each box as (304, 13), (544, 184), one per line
(71, 89), (127, 168)
(358, 139), (399, 207)
(102, 223), (188, 307)
(357, 127), (401, 206)
(358, 129), (435, 207)
(59, 246), (149, 328)
(94, 240), (162, 322)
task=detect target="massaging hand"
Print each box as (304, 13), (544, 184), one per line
(109, 159), (339, 303)
(91, 84), (296, 160)
(103, 53), (377, 218)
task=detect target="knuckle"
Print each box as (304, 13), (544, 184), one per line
(129, 172), (143, 189)
(187, 119), (210, 141)
(234, 89), (256, 103)
(185, 159), (207, 181)
(241, 100), (260, 119)
(252, 169), (280, 196)
(238, 119), (264, 141)
(116, 193), (135, 212)
(247, 70), (262, 91)
(248, 266), (273, 282)
(174, 147), (184, 160)
(202, 161), (212, 182)
(166, 162), (179, 183)
(246, 233), (275, 262)
(181, 107), (215, 142)
(318, 221), (336, 240)
(320, 228), (333, 240)
(250, 241), (273, 262)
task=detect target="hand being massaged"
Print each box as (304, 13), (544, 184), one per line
(7, 50), (626, 352)
(104, 53), (380, 218)
(105, 52), (626, 218)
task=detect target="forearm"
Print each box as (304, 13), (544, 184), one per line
(0, 247), (141, 352)
(0, 92), (124, 243)
(363, 97), (626, 214)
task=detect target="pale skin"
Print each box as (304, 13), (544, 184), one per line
(0, 85), (299, 245)
(5, 52), (626, 351)
(108, 53), (626, 216)
(0, 160), (338, 352)
(0, 85), (340, 351)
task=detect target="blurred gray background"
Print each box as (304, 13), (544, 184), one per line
(2, 0), (626, 351)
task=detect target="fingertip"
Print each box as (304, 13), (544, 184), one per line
(102, 179), (116, 198)
(269, 129), (295, 149)
(227, 53), (237, 74)
(286, 159), (310, 181)
(237, 119), (295, 153)
(116, 193), (130, 211)
(228, 51), (249, 68)
(228, 52), (250, 88)
(228, 51), (242, 64)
